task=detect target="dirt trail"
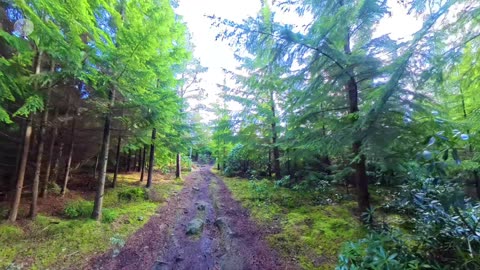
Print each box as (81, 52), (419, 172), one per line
(89, 165), (296, 270)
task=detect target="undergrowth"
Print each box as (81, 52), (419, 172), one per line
(222, 176), (364, 270)
(0, 174), (185, 270)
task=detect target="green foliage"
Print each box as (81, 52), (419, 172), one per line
(64, 201), (93, 219)
(0, 225), (24, 243)
(337, 128), (480, 269)
(101, 209), (119, 224)
(47, 182), (62, 195)
(117, 187), (147, 202)
(224, 144), (249, 176)
(224, 177), (363, 269)
(0, 173), (184, 269)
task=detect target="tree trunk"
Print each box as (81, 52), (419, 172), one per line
(52, 141), (64, 184)
(222, 145), (226, 170)
(347, 76), (370, 213)
(268, 150), (272, 178)
(353, 140), (369, 212)
(93, 153), (99, 179)
(140, 146), (146, 182)
(146, 128), (156, 188)
(10, 50), (43, 222)
(41, 109), (58, 198)
(271, 123), (281, 180)
(112, 135), (122, 188)
(61, 112), (76, 196)
(9, 118), (25, 201)
(474, 170), (480, 200)
(29, 91), (50, 219)
(136, 149), (141, 172)
(133, 150), (138, 172)
(176, 153), (181, 178)
(126, 149), (131, 172)
(92, 89), (115, 221)
(344, 28), (370, 214)
(8, 115), (33, 222)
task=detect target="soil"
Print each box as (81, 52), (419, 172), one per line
(88, 165), (297, 270)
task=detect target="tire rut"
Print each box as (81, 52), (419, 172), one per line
(88, 165), (296, 270)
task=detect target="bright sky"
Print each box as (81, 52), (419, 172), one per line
(176, 0), (422, 121)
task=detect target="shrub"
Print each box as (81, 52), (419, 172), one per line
(117, 187), (147, 202)
(64, 201), (93, 218)
(101, 208), (119, 223)
(48, 182), (62, 195)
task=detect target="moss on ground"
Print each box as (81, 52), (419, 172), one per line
(223, 177), (364, 270)
(0, 174), (185, 270)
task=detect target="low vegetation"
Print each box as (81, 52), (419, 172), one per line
(0, 174), (184, 270)
(223, 176), (364, 269)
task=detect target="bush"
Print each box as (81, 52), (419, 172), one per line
(101, 208), (119, 223)
(64, 201), (93, 219)
(48, 182), (62, 195)
(117, 187), (147, 202)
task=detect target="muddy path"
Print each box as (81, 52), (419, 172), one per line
(89, 165), (296, 270)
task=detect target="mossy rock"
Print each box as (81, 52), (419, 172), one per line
(186, 218), (204, 235)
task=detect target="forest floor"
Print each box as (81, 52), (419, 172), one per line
(1, 166), (372, 270)
(0, 171), (184, 269)
(89, 165), (294, 270)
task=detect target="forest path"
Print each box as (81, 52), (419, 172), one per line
(89, 165), (294, 270)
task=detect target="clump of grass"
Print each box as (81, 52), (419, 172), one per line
(0, 224), (23, 243)
(223, 177), (364, 270)
(102, 208), (119, 223)
(63, 200), (118, 223)
(118, 187), (147, 202)
(64, 200), (93, 218)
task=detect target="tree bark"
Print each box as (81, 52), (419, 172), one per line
(8, 115), (33, 222)
(140, 146), (146, 182)
(126, 149), (131, 172)
(92, 88), (115, 221)
(268, 150), (272, 178)
(133, 150), (138, 172)
(146, 128), (156, 188)
(474, 170), (480, 200)
(176, 153), (181, 178)
(136, 149), (140, 172)
(353, 140), (369, 213)
(344, 32), (370, 214)
(61, 111), (77, 196)
(9, 118), (25, 201)
(112, 135), (122, 188)
(41, 109), (58, 198)
(10, 50), (43, 222)
(52, 109), (68, 186)
(270, 90), (281, 180)
(93, 153), (99, 179)
(29, 90), (50, 219)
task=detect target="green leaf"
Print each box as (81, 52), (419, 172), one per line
(13, 95), (44, 117)
(0, 106), (13, 124)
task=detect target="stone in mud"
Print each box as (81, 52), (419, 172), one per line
(186, 218), (204, 235)
(193, 186), (200, 191)
(152, 261), (169, 270)
(219, 254), (244, 270)
(195, 201), (209, 211)
(214, 217), (236, 237)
